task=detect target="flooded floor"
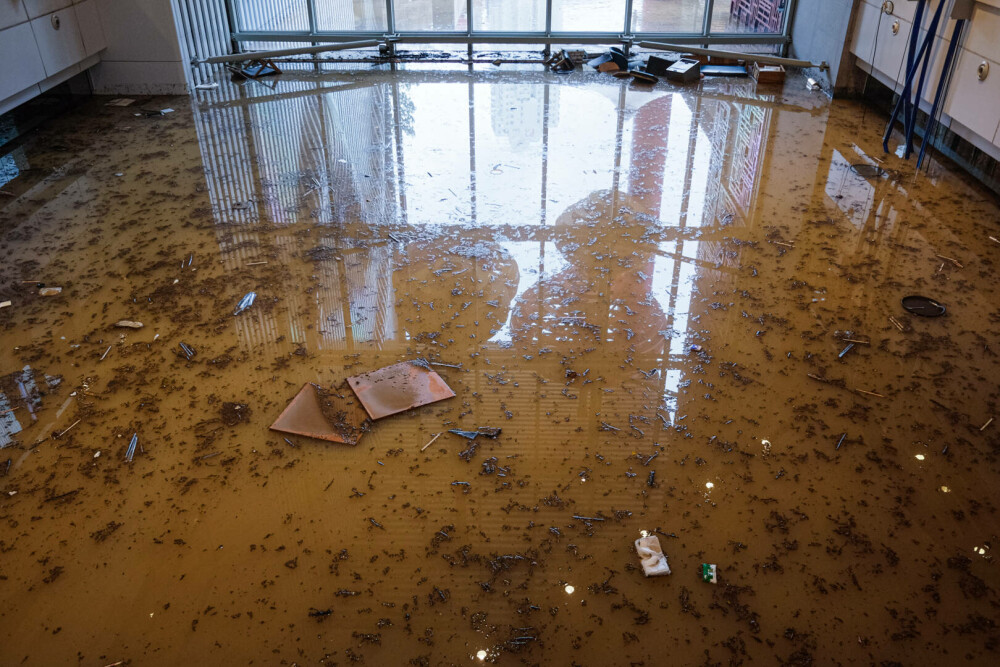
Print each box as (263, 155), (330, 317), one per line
(1, 64), (1000, 665)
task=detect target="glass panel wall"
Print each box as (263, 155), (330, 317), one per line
(550, 0), (627, 32)
(632, 0), (706, 34)
(393, 0), (468, 31)
(473, 0), (546, 32)
(712, 0), (789, 34)
(234, 0), (794, 39)
(315, 0), (387, 31)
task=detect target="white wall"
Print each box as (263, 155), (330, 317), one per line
(789, 0), (860, 93)
(89, 0), (189, 94)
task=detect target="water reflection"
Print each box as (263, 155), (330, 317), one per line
(193, 70), (776, 419)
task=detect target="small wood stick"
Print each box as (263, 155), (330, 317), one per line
(100, 345), (112, 361)
(981, 417), (994, 431)
(888, 316), (904, 331)
(246, 261), (268, 266)
(421, 432), (442, 451)
(841, 339), (870, 344)
(935, 254), (963, 268)
(856, 389), (885, 398)
(0, 407), (20, 416)
(989, 236), (1000, 244)
(55, 419), (81, 438)
(772, 241), (794, 247)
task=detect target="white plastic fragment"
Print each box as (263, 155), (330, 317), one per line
(0, 300), (11, 309)
(94, 451), (101, 458)
(39, 287), (62, 296)
(635, 535), (671, 577)
(115, 320), (144, 329)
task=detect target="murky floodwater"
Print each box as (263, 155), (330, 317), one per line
(1, 64), (999, 665)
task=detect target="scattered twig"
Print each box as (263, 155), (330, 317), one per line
(771, 240), (794, 248)
(888, 316), (904, 331)
(855, 389), (884, 398)
(245, 261), (268, 266)
(429, 361), (462, 369)
(45, 489), (80, 502)
(935, 253), (963, 268)
(989, 236), (1000, 245)
(0, 407), (19, 416)
(840, 338), (870, 344)
(807, 373), (828, 383)
(981, 417), (994, 431)
(572, 515), (605, 522)
(100, 345), (112, 361)
(836, 433), (847, 450)
(421, 432), (442, 451)
(53, 419), (80, 439)
(599, 421), (620, 432)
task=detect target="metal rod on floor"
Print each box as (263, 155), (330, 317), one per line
(637, 41), (827, 69)
(196, 39), (383, 64)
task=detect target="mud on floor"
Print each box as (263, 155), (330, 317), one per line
(1, 66), (999, 665)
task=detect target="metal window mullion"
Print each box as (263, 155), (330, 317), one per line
(307, 0), (317, 34)
(703, 0), (715, 39)
(466, 0), (473, 57)
(782, 0), (797, 56)
(386, 0), (395, 34)
(624, 0), (633, 35)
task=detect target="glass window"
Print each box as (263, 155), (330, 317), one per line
(712, 0), (788, 34)
(473, 0), (546, 32)
(393, 0), (468, 31)
(315, 0), (387, 31)
(551, 0), (626, 32)
(237, 0), (310, 32)
(632, 0), (706, 34)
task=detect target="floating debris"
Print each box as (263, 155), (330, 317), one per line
(125, 433), (138, 463)
(635, 534), (671, 576)
(901, 295), (946, 317)
(838, 343), (855, 358)
(270, 383), (369, 445)
(233, 292), (256, 315)
(836, 433), (847, 450)
(421, 432), (442, 451)
(701, 563), (718, 584)
(115, 320), (143, 329)
(347, 361), (455, 420)
(178, 342), (196, 360)
(39, 287), (62, 297)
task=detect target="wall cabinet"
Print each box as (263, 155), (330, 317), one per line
(0, 0), (106, 115)
(850, 0), (1000, 159)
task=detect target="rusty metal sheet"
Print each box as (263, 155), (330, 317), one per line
(346, 360), (456, 420)
(269, 383), (369, 445)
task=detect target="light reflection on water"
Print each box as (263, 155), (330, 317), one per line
(194, 72), (773, 425)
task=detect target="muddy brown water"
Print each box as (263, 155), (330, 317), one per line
(1, 66), (999, 665)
